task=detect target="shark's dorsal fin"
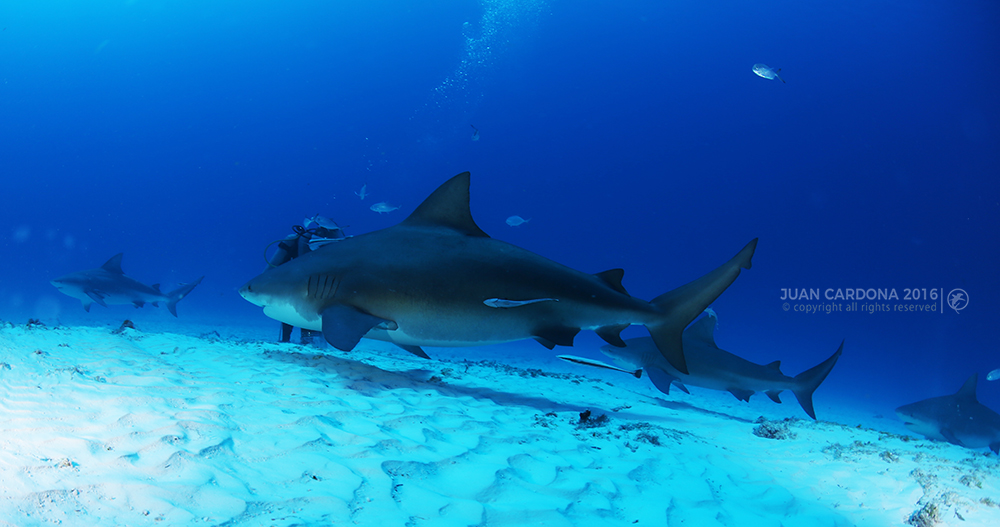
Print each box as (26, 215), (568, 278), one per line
(151, 284), (161, 293)
(594, 269), (628, 295)
(686, 315), (718, 347)
(401, 172), (489, 238)
(766, 360), (782, 371)
(955, 374), (979, 401)
(101, 253), (125, 274)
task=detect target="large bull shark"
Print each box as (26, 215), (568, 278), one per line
(51, 254), (203, 317)
(563, 311), (843, 419)
(895, 374), (1000, 454)
(239, 172), (757, 371)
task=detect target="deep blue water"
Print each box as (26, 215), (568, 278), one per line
(2, 1), (998, 416)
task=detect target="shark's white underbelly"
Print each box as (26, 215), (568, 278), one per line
(263, 302), (541, 348)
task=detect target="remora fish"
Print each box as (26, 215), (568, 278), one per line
(51, 254), (203, 317)
(558, 355), (642, 378)
(240, 172), (757, 369)
(588, 312), (842, 419)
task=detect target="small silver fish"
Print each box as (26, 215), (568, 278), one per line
(558, 355), (642, 379)
(370, 202), (399, 214)
(752, 63), (785, 83)
(989, 369), (1000, 381)
(483, 297), (557, 308)
(506, 215), (530, 227)
(355, 184), (368, 200)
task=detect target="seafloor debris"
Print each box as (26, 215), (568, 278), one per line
(576, 410), (610, 429)
(753, 416), (798, 440)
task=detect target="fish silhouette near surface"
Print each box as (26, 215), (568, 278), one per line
(752, 63), (786, 83)
(569, 311), (842, 419)
(240, 171), (757, 369)
(51, 254), (203, 317)
(896, 374), (1000, 454)
(506, 215), (529, 227)
(370, 202), (399, 214)
(355, 184), (368, 200)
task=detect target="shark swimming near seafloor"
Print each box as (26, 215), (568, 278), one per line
(240, 171), (758, 370)
(51, 254), (203, 317)
(895, 374), (1000, 454)
(563, 311), (843, 419)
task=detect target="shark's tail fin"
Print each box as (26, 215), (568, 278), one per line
(647, 239), (757, 374)
(165, 276), (204, 317)
(791, 341), (844, 420)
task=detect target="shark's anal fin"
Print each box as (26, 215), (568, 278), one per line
(765, 390), (783, 403)
(86, 291), (108, 307)
(396, 344), (430, 359)
(595, 324), (629, 347)
(728, 388), (754, 402)
(533, 326), (579, 347)
(320, 304), (392, 352)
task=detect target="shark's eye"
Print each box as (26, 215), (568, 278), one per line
(246, 285), (253, 292)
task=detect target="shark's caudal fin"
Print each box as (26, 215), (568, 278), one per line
(165, 277), (204, 317)
(791, 340), (844, 420)
(647, 238), (758, 375)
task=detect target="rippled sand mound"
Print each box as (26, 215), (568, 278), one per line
(0, 322), (997, 526)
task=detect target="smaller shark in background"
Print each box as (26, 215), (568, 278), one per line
(895, 374), (1000, 454)
(563, 311), (842, 419)
(51, 254), (203, 317)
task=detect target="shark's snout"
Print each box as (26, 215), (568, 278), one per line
(239, 280), (267, 307)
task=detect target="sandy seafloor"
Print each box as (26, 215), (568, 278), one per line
(1, 320), (997, 527)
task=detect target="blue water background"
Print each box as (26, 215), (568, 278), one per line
(2, 1), (998, 416)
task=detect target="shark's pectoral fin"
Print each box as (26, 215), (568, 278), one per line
(320, 304), (392, 352)
(86, 291), (108, 307)
(646, 367), (680, 396)
(596, 324), (629, 347)
(940, 428), (965, 447)
(765, 390), (783, 403)
(533, 326), (579, 347)
(728, 389), (754, 402)
(396, 344), (430, 359)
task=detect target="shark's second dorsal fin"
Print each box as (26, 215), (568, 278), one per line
(101, 253), (125, 274)
(955, 374), (979, 401)
(686, 315), (718, 347)
(594, 269), (628, 295)
(401, 172), (489, 238)
(766, 360), (782, 372)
